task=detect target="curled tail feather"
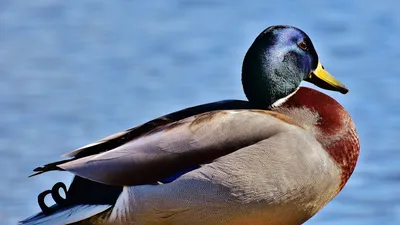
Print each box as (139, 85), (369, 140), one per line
(21, 177), (122, 224)
(19, 204), (112, 225)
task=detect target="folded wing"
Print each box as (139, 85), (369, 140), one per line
(31, 100), (253, 176)
(59, 110), (292, 186)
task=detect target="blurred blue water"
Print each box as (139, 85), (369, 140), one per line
(1, 1), (399, 224)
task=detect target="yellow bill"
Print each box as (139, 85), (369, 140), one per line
(305, 61), (348, 94)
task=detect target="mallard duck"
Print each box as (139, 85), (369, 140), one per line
(20, 25), (359, 225)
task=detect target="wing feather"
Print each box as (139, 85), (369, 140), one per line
(31, 100), (253, 176)
(58, 110), (292, 186)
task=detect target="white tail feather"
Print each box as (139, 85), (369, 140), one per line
(19, 205), (111, 225)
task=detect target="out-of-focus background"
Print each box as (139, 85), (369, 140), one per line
(1, 1), (399, 224)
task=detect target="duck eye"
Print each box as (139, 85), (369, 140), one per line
(298, 41), (308, 51)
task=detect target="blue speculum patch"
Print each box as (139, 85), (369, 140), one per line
(159, 165), (201, 183)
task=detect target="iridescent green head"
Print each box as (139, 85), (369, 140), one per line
(242, 25), (348, 108)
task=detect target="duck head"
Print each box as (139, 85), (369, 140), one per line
(242, 25), (348, 108)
